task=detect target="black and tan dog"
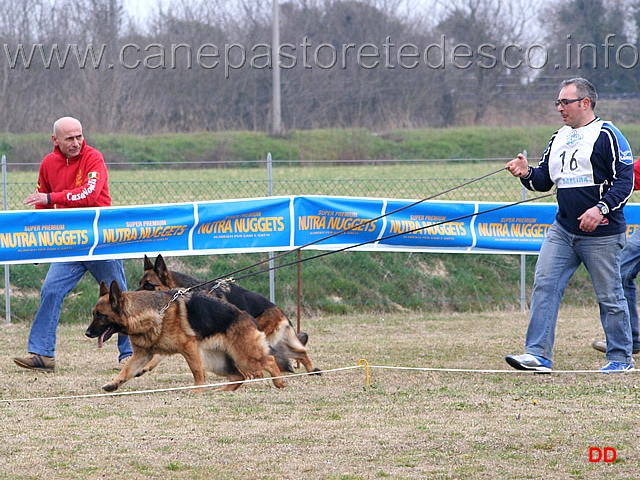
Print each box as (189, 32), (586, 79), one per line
(86, 280), (286, 392)
(138, 254), (320, 375)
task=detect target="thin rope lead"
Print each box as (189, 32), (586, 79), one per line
(234, 191), (555, 282)
(188, 167), (512, 290)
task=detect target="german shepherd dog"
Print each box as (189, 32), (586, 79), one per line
(86, 280), (286, 392)
(138, 254), (320, 375)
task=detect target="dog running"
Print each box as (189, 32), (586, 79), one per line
(86, 280), (287, 392)
(137, 254), (320, 375)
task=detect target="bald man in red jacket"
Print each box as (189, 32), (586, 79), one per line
(14, 117), (133, 372)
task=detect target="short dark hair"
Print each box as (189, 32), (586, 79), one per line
(561, 78), (598, 109)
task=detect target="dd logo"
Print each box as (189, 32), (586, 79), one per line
(589, 447), (617, 463)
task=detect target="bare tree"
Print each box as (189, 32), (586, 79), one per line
(433, 0), (538, 124)
(535, 0), (640, 94)
(0, 0), (638, 134)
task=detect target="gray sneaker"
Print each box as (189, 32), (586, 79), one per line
(505, 353), (552, 373)
(13, 354), (55, 372)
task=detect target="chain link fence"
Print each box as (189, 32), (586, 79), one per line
(1, 159), (599, 325)
(4, 177), (522, 208)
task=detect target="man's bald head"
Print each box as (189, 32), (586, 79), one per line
(53, 117), (82, 137)
(52, 117), (84, 159)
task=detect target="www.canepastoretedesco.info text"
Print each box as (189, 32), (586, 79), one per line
(4, 35), (639, 77)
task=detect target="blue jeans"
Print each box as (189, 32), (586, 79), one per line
(28, 260), (133, 360)
(525, 222), (632, 363)
(616, 230), (640, 351)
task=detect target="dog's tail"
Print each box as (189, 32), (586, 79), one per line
(269, 345), (294, 374)
(279, 325), (321, 375)
(296, 331), (309, 346)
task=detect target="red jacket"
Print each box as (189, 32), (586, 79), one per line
(635, 158), (640, 191)
(35, 140), (112, 209)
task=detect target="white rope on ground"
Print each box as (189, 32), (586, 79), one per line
(1, 362), (635, 403)
(366, 365), (624, 374)
(0, 365), (360, 403)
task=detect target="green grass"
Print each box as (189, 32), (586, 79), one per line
(3, 250), (597, 325)
(6, 124), (640, 167)
(5, 159), (510, 183)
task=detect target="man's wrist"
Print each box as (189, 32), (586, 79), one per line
(596, 201), (609, 216)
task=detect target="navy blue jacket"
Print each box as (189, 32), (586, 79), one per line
(521, 119), (634, 236)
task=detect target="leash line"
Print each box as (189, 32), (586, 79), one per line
(234, 191), (555, 282)
(156, 171), (551, 309)
(190, 167), (511, 290)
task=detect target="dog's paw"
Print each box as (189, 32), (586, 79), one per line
(102, 382), (119, 392)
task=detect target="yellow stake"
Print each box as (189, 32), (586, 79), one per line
(358, 358), (370, 387)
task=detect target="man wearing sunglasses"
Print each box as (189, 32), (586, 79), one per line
(504, 77), (635, 374)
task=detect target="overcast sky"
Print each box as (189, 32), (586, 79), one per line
(123, 0), (169, 19)
(122, 0), (435, 21)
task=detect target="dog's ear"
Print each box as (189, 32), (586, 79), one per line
(109, 280), (123, 313)
(154, 254), (170, 283)
(99, 281), (109, 297)
(143, 254), (153, 271)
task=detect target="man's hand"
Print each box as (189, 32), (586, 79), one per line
(505, 153), (529, 178)
(577, 206), (604, 233)
(23, 192), (48, 206)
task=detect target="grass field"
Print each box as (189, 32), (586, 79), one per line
(6, 160), (511, 183)
(1, 306), (638, 479)
(4, 123), (640, 167)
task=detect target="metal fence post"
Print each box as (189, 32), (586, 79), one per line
(267, 153), (275, 303)
(520, 150), (527, 312)
(2, 155), (11, 323)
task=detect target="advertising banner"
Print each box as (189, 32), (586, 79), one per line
(0, 208), (96, 261)
(2, 196), (639, 264)
(377, 199), (477, 251)
(92, 203), (195, 257)
(193, 197), (292, 252)
(293, 196), (385, 249)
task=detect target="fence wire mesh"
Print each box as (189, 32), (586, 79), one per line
(4, 177), (522, 208)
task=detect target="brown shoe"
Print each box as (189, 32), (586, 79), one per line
(591, 339), (640, 355)
(113, 356), (131, 371)
(13, 354), (55, 372)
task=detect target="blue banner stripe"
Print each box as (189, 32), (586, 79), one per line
(1, 196), (638, 264)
